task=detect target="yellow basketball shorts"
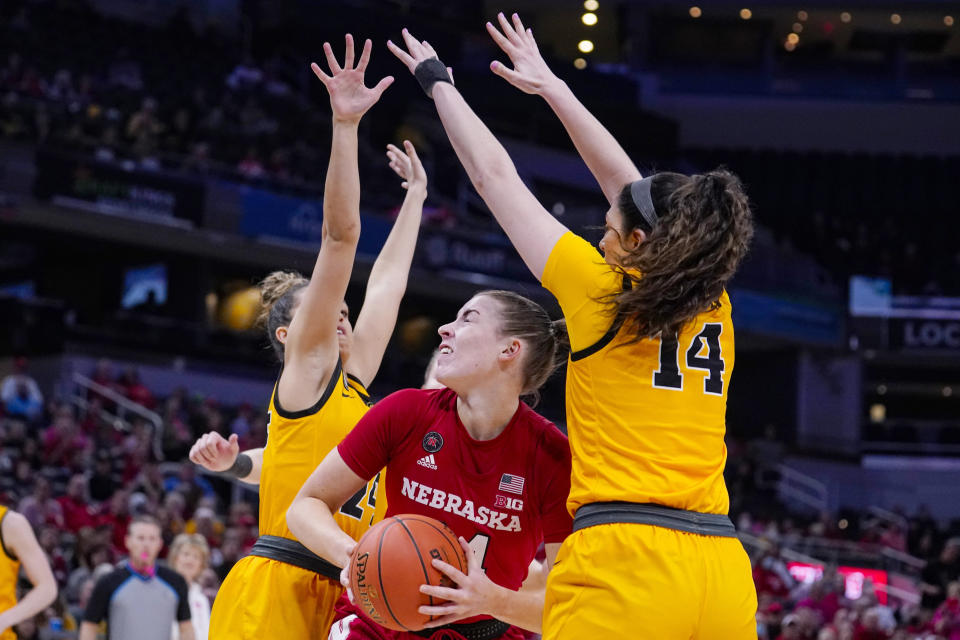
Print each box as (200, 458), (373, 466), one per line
(209, 555), (343, 640)
(543, 523), (757, 640)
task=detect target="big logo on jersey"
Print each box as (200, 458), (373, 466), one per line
(401, 477), (522, 532)
(422, 431), (444, 453)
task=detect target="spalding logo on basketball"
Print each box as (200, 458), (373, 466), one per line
(422, 431), (444, 453)
(349, 514), (467, 631)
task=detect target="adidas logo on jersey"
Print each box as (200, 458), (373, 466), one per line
(416, 454), (438, 470)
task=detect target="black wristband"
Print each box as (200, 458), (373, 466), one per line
(414, 57), (452, 98)
(222, 452), (253, 479)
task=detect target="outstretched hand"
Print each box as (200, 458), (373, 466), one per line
(386, 29), (454, 94)
(486, 12), (558, 96)
(312, 34), (394, 123)
(386, 140), (427, 193)
(417, 536), (502, 628)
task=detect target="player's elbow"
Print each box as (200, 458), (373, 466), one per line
(37, 577), (58, 609)
(286, 499), (306, 539)
(324, 216), (361, 244)
(472, 158), (517, 199)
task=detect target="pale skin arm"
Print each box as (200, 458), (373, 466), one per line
(278, 35), (394, 413)
(388, 31), (566, 281)
(419, 539), (561, 633)
(189, 433), (263, 484)
(0, 512), (57, 635)
(78, 622), (98, 640)
(346, 141), (427, 387)
(178, 621), (195, 640)
(287, 448), (367, 570)
(487, 12), (642, 204)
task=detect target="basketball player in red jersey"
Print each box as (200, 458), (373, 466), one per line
(288, 290), (572, 640)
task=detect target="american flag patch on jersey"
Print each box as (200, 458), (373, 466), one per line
(498, 473), (525, 495)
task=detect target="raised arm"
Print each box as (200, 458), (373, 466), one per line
(279, 35), (393, 411)
(0, 511), (57, 635)
(487, 12), (642, 204)
(388, 31), (566, 280)
(346, 141), (427, 387)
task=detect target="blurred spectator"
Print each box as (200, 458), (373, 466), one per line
(796, 575), (843, 627)
(56, 474), (98, 533)
(225, 55), (262, 91)
(753, 543), (796, 599)
(169, 533), (211, 640)
(1, 357), (43, 423)
(236, 147), (265, 179)
(17, 478), (64, 529)
(228, 403), (253, 439)
(116, 368), (155, 410)
(922, 538), (960, 609)
(932, 582), (960, 640)
(89, 451), (119, 502)
(42, 406), (91, 468)
(89, 359), (115, 394)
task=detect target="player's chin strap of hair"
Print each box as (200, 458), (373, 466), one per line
(629, 176), (659, 231)
(414, 57), (452, 98)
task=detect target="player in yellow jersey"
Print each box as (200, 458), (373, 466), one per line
(390, 16), (758, 639)
(0, 506), (57, 639)
(188, 34), (428, 639)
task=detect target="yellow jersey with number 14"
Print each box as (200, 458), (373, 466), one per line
(542, 232), (733, 516)
(259, 360), (386, 541)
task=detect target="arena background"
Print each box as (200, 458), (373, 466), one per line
(1, 0), (959, 638)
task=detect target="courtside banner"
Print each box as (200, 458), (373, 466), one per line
(33, 148), (204, 226)
(238, 185), (393, 255)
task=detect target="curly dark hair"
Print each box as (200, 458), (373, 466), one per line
(608, 168), (754, 341)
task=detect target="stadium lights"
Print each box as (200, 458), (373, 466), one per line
(584, 0), (599, 11)
(787, 32), (800, 45)
(840, 12), (852, 23)
(793, 22), (803, 33)
(797, 10), (808, 21)
(578, 39), (595, 53)
(740, 8), (752, 20)
(574, 58), (587, 70)
(784, 40), (796, 51)
(890, 13), (901, 25)
(582, 12), (598, 26)
(689, 6), (702, 18)
(945, 15), (954, 27)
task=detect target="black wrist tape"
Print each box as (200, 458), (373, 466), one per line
(414, 57), (452, 98)
(223, 452), (253, 479)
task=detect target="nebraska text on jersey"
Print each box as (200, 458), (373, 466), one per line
(401, 477), (522, 532)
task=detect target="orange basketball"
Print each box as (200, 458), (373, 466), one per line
(349, 514), (467, 632)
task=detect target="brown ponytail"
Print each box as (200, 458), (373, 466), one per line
(257, 271), (309, 361)
(611, 168), (754, 341)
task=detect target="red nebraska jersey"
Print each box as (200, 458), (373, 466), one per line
(338, 387), (572, 593)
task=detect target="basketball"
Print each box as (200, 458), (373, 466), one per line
(349, 514), (467, 632)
